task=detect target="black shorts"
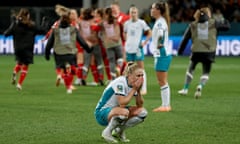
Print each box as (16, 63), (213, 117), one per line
(54, 53), (77, 69)
(190, 52), (216, 63)
(15, 51), (34, 65)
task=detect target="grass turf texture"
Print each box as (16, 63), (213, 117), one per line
(0, 55), (239, 144)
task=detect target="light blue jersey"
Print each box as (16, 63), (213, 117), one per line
(94, 76), (136, 126)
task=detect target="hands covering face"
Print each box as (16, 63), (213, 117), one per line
(133, 76), (143, 91)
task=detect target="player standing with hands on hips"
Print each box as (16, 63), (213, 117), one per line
(94, 62), (148, 143)
(151, 1), (172, 112)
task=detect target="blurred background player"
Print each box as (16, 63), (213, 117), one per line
(151, 1), (172, 112)
(111, 0), (130, 75)
(44, 5), (82, 88)
(44, 6), (92, 94)
(69, 8), (85, 86)
(79, 8), (104, 86)
(94, 8), (112, 84)
(124, 5), (151, 95)
(99, 7), (123, 80)
(4, 8), (49, 90)
(177, 7), (230, 98)
(43, 5), (63, 86)
(94, 62), (147, 143)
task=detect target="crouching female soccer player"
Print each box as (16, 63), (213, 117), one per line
(94, 62), (148, 143)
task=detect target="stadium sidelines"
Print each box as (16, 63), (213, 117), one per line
(0, 35), (240, 56)
(169, 63), (240, 69)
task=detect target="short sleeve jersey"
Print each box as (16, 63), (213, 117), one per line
(95, 76), (136, 111)
(151, 17), (170, 57)
(124, 19), (150, 53)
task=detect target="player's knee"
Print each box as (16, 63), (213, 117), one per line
(116, 115), (128, 123)
(117, 58), (124, 67)
(97, 64), (103, 70)
(186, 71), (193, 79)
(201, 75), (209, 80)
(138, 108), (148, 120)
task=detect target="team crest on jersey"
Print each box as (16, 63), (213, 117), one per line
(117, 85), (123, 93)
(157, 23), (162, 28)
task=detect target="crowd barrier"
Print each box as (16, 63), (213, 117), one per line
(0, 35), (239, 56)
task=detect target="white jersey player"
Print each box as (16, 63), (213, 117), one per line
(151, 2), (173, 112)
(123, 6), (151, 95)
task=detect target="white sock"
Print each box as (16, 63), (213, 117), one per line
(120, 109), (147, 130)
(161, 84), (170, 106)
(105, 115), (127, 134)
(121, 117), (143, 130)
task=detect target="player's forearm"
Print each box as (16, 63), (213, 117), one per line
(135, 92), (144, 107)
(118, 89), (136, 106)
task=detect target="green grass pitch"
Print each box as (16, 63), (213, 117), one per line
(0, 55), (239, 144)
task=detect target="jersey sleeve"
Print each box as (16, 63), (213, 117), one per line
(141, 20), (150, 31)
(113, 82), (126, 96)
(156, 22), (165, 37)
(123, 21), (128, 33)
